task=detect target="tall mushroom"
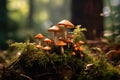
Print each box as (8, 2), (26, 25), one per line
(56, 41), (66, 54)
(48, 25), (60, 44)
(35, 33), (44, 46)
(57, 19), (74, 40)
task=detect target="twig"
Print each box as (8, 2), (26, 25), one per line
(20, 74), (32, 80)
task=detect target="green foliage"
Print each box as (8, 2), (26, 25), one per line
(78, 56), (120, 80)
(73, 25), (87, 43)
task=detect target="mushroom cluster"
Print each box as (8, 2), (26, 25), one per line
(34, 19), (85, 55)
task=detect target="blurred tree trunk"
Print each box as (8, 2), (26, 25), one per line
(0, 0), (8, 50)
(28, 0), (34, 28)
(71, 0), (103, 40)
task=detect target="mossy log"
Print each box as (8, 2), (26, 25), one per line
(1, 43), (120, 80)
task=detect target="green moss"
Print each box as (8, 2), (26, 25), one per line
(1, 26), (120, 80)
(73, 25), (86, 43)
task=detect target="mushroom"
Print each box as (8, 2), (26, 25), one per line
(71, 51), (76, 56)
(42, 46), (51, 54)
(78, 40), (85, 45)
(36, 44), (42, 49)
(79, 46), (84, 51)
(66, 38), (71, 48)
(67, 35), (74, 43)
(48, 25), (60, 44)
(42, 46), (51, 51)
(58, 37), (64, 41)
(35, 33), (44, 46)
(43, 38), (52, 46)
(57, 19), (74, 40)
(73, 43), (79, 51)
(56, 40), (66, 54)
(74, 46), (79, 51)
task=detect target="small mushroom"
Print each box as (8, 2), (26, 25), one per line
(36, 44), (42, 49)
(48, 25), (60, 44)
(71, 52), (76, 56)
(67, 35), (74, 43)
(74, 46), (79, 51)
(57, 19), (74, 40)
(43, 46), (51, 50)
(43, 38), (52, 46)
(42, 46), (51, 54)
(78, 40), (85, 45)
(79, 46), (84, 51)
(35, 33), (44, 46)
(58, 37), (64, 41)
(56, 41), (66, 54)
(66, 39), (71, 48)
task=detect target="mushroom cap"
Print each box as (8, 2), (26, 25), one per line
(42, 46), (51, 50)
(48, 25), (60, 32)
(57, 19), (74, 28)
(72, 52), (76, 56)
(74, 47), (79, 51)
(66, 39), (71, 43)
(36, 45), (42, 49)
(56, 41), (67, 46)
(35, 33), (44, 39)
(78, 40), (85, 44)
(58, 37), (64, 41)
(43, 38), (52, 43)
(79, 46), (84, 51)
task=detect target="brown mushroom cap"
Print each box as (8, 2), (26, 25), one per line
(48, 25), (60, 32)
(58, 37), (64, 41)
(36, 45), (42, 49)
(57, 19), (74, 28)
(78, 40), (85, 44)
(66, 39), (71, 43)
(42, 46), (51, 51)
(43, 38), (52, 43)
(35, 33), (44, 39)
(56, 41), (67, 46)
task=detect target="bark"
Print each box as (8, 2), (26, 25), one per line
(71, 0), (103, 40)
(0, 0), (8, 50)
(28, 0), (34, 28)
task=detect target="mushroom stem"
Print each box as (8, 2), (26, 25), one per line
(61, 46), (64, 54)
(38, 40), (41, 46)
(68, 43), (70, 48)
(64, 26), (67, 40)
(53, 32), (57, 44)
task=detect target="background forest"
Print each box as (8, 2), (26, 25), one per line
(0, 0), (120, 50)
(0, 0), (71, 50)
